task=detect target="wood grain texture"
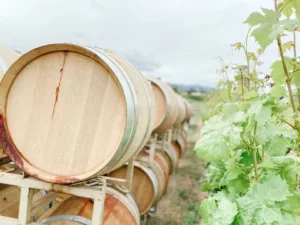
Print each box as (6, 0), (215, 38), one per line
(140, 150), (169, 185)
(0, 44), (153, 183)
(102, 50), (153, 171)
(137, 151), (166, 200)
(154, 152), (169, 184)
(38, 189), (139, 225)
(160, 151), (172, 175)
(0, 184), (20, 218)
(109, 164), (156, 215)
(150, 82), (166, 130)
(169, 141), (181, 168)
(174, 95), (187, 125)
(148, 77), (179, 133)
(0, 184), (49, 219)
(7, 51), (126, 177)
(183, 98), (193, 120)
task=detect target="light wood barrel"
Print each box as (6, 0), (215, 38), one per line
(38, 185), (140, 225)
(109, 161), (159, 215)
(0, 184), (20, 218)
(183, 98), (193, 121)
(139, 150), (169, 186)
(148, 77), (179, 133)
(0, 185), (50, 219)
(136, 151), (166, 200)
(160, 150), (172, 175)
(0, 44), (153, 183)
(169, 142), (181, 168)
(0, 45), (21, 81)
(154, 151), (170, 182)
(174, 95), (187, 126)
(163, 147), (176, 173)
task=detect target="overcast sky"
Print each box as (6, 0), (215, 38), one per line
(0, 0), (283, 87)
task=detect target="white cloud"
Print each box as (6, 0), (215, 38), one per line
(0, 0), (288, 87)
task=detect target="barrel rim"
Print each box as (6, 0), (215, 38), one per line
(106, 185), (141, 225)
(147, 77), (172, 132)
(174, 94), (187, 125)
(89, 47), (139, 173)
(0, 43), (136, 183)
(96, 48), (153, 171)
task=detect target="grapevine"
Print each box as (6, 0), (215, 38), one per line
(194, 1), (300, 224)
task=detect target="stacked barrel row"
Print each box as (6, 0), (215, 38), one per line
(0, 44), (192, 224)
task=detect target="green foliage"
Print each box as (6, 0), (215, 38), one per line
(195, 1), (300, 224)
(179, 190), (188, 200)
(244, 7), (298, 49)
(199, 195), (238, 225)
(184, 203), (200, 225)
(183, 212), (198, 225)
(185, 94), (204, 102)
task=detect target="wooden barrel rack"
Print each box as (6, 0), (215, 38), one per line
(0, 157), (138, 225)
(0, 44), (193, 225)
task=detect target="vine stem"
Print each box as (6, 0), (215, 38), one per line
(279, 0), (292, 12)
(240, 27), (253, 91)
(253, 148), (259, 181)
(277, 36), (297, 113)
(275, 0), (300, 156)
(253, 121), (259, 181)
(245, 27), (252, 89)
(273, 113), (295, 129)
(240, 69), (244, 95)
(293, 30), (300, 109)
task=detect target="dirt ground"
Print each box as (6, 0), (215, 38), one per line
(147, 99), (207, 225)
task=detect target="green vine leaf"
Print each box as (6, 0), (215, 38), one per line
(291, 70), (300, 87)
(244, 12), (265, 26)
(279, 0), (294, 18)
(270, 85), (286, 97)
(199, 196), (238, 225)
(282, 41), (294, 53)
(271, 58), (293, 85)
(245, 8), (298, 49)
(295, 0), (300, 20)
(237, 173), (293, 225)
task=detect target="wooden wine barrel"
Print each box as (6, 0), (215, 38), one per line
(38, 185), (140, 225)
(163, 146), (176, 173)
(0, 185), (50, 219)
(174, 95), (187, 126)
(183, 98), (193, 121)
(95, 48), (154, 170)
(137, 152), (167, 200)
(0, 163), (51, 219)
(155, 151), (171, 179)
(169, 141), (181, 168)
(148, 77), (179, 133)
(0, 184), (20, 218)
(0, 44), (154, 183)
(0, 45), (20, 80)
(139, 150), (169, 186)
(159, 150), (173, 175)
(109, 161), (159, 215)
(177, 133), (188, 154)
